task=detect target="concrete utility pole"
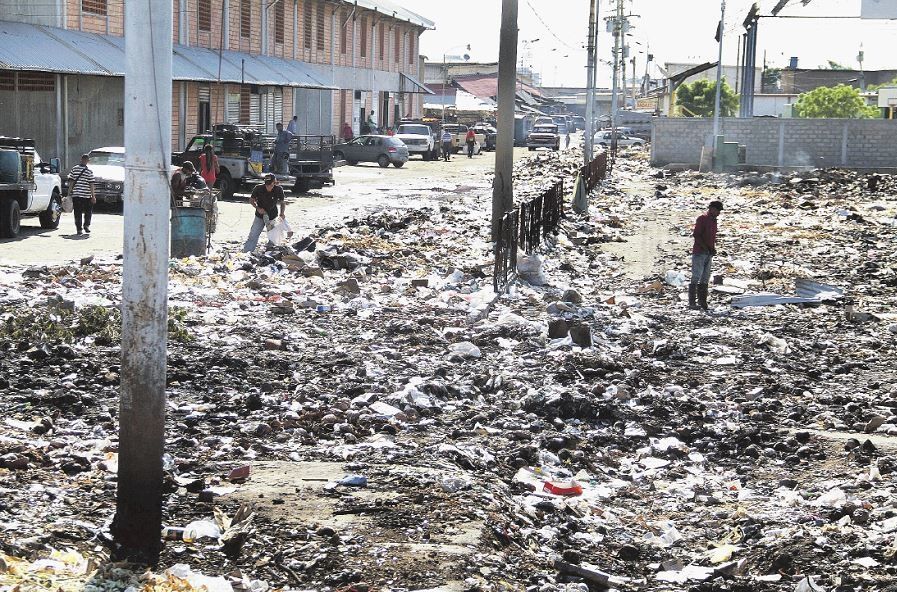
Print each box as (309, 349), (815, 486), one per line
(584, 0), (598, 165)
(608, 0), (623, 154)
(112, 0), (172, 560)
(492, 0), (518, 241)
(712, 0), (726, 154)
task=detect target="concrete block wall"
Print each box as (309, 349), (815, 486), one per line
(652, 118), (897, 169)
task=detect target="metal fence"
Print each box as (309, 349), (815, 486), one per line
(493, 179), (564, 292)
(580, 152), (608, 193)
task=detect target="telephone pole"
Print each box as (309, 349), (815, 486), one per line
(112, 0), (172, 560)
(608, 0), (624, 155)
(711, 0), (726, 155)
(584, 0), (598, 165)
(492, 0), (518, 241)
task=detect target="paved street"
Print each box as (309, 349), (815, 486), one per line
(0, 147), (541, 265)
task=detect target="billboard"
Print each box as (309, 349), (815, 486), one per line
(861, 0), (897, 19)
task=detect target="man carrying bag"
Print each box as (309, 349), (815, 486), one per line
(67, 154), (96, 236)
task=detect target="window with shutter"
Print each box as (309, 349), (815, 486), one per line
(407, 34), (414, 65)
(18, 72), (55, 92)
(340, 10), (348, 54)
(378, 24), (384, 61)
(275, 1), (285, 44)
(360, 17), (367, 58)
(198, 0), (211, 32)
(316, 3), (325, 51)
(304, 1), (313, 49)
(240, 0), (251, 38)
(82, 0), (107, 16)
(0, 72), (14, 91)
(394, 27), (400, 64)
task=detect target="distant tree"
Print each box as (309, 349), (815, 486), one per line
(794, 84), (879, 118)
(868, 76), (897, 92)
(821, 60), (851, 70)
(675, 79), (738, 117)
(762, 67), (782, 92)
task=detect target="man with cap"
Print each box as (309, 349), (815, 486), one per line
(689, 200), (723, 311)
(243, 173), (286, 252)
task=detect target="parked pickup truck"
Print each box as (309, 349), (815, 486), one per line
(395, 123), (436, 160)
(526, 123), (561, 152)
(173, 124), (339, 198)
(0, 137), (62, 238)
(441, 123), (485, 154)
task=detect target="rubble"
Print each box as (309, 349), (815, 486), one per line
(1, 149), (897, 591)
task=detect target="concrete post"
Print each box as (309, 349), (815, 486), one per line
(711, 0), (726, 155)
(492, 0), (518, 241)
(112, 0), (172, 561)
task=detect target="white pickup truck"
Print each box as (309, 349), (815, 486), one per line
(395, 123), (436, 160)
(0, 137), (63, 238)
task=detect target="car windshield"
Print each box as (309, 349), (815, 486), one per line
(398, 125), (429, 136)
(89, 151), (125, 166)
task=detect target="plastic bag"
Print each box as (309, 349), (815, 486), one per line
(61, 195), (74, 213)
(267, 217), (291, 246)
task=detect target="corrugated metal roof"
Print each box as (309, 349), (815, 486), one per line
(347, 0), (435, 29)
(0, 20), (113, 75)
(0, 20), (335, 89)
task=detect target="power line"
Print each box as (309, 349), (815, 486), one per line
(523, 0), (580, 51)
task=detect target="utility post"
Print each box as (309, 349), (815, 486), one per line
(711, 0), (726, 157)
(112, 0), (172, 561)
(491, 0), (518, 241)
(584, 0), (598, 165)
(608, 0), (624, 157)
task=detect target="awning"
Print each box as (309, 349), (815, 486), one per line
(400, 73), (433, 95)
(0, 20), (334, 89)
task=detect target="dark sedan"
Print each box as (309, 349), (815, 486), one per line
(334, 135), (409, 168)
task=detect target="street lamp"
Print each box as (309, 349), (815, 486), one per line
(443, 44), (472, 126)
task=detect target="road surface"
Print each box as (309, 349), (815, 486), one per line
(1, 146), (540, 266)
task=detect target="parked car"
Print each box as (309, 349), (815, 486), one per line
(571, 116), (586, 132)
(593, 130), (644, 148)
(334, 135), (409, 168)
(0, 137), (62, 238)
(395, 123), (436, 160)
(87, 147), (126, 204)
(526, 123), (561, 152)
(551, 115), (569, 135)
(534, 117), (554, 127)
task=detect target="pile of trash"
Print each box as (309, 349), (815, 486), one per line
(2, 153), (897, 591)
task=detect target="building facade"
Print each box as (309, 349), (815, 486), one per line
(0, 0), (433, 168)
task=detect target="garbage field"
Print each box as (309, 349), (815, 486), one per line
(2, 148), (897, 592)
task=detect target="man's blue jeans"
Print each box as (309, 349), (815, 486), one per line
(243, 215), (270, 252)
(691, 252), (713, 285)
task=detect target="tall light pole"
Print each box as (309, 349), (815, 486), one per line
(584, 0), (598, 166)
(113, 0), (171, 560)
(712, 0), (726, 156)
(492, 0), (518, 241)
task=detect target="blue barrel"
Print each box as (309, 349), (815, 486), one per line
(170, 207), (207, 258)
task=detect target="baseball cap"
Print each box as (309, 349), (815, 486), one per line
(264, 174), (275, 183)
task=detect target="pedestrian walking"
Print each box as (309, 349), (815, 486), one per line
(441, 129), (453, 162)
(341, 121), (354, 141)
(67, 154), (95, 236)
(273, 122), (293, 175)
(689, 200), (723, 311)
(199, 144), (219, 188)
(286, 115), (299, 135)
(465, 128), (476, 158)
(367, 110), (377, 134)
(565, 131), (571, 149)
(243, 174), (286, 253)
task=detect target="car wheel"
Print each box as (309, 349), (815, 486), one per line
(218, 169), (235, 200)
(333, 151), (344, 162)
(39, 189), (62, 229)
(0, 198), (21, 238)
(292, 178), (310, 194)
(377, 155), (390, 168)
(393, 161), (404, 168)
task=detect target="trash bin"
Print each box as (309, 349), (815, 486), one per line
(171, 207), (207, 258)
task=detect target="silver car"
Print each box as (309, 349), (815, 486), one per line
(334, 135), (409, 168)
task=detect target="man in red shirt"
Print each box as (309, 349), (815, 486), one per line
(689, 200), (723, 310)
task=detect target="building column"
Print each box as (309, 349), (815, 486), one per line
(179, 81), (187, 149)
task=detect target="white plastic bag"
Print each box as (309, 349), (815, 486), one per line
(267, 217), (291, 246)
(61, 195), (74, 213)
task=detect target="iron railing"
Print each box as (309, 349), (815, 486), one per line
(580, 152), (608, 193)
(493, 179), (564, 292)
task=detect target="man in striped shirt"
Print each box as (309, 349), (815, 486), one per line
(67, 154), (96, 236)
